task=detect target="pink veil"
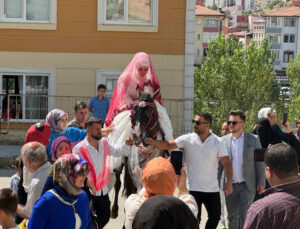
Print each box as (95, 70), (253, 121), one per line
(105, 52), (162, 127)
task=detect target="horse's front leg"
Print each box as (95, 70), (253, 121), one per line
(123, 157), (138, 197)
(110, 164), (123, 219)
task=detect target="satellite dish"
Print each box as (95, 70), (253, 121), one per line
(197, 19), (202, 25)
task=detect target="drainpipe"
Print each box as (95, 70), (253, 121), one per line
(219, 8), (226, 35)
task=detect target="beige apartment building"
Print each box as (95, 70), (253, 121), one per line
(0, 0), (196, 135)
(194, 5), (224, 66)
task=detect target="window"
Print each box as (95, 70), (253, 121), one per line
(197, 34), (201, 40)
(284, 34), (289, 43)
(284, 17), (296, 27)
(96, 70), (121, 99)
(290, 19), (295, 27)
(266, 17), (280, 28)
(196, 49), (200, 56)
(271, 49), (280, 60)
(0, 0), (56, 23)
(204, 16), (219, 28)
(0, 68), (55, 121)
(284, 34), (295, 43)
(203, 32), (218, 43)
(203, 48), (208, 57)
(98, 0), (158, 31)
(283, 51), (294, 63)
(269, 34), (280, 44)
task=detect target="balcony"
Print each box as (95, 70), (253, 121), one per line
(265, 27), (282, 33)
(271, 43), (281, 49)
(274, 60), (281, 65)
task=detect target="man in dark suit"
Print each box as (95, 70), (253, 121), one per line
(221, 110), (265, 229)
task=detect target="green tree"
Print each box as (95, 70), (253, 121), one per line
(286, 53), (300, 124)
(194, 35), (281, 134)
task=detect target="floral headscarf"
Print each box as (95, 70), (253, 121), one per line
(46, 109), (68, 134)
(50, 154), (88, 196)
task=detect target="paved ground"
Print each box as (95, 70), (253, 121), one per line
(0, 169), (224, 229)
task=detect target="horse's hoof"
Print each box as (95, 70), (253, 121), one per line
(110, 206), (119, 219)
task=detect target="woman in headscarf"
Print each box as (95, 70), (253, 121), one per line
(42, 137), (73, 195)
(28, 154), (92, 229)
(105, 52), (161, 127)
(46, 109), (87, 158)
(252, 118), (281, 149)
(42, 137), (96, 196)
(105, 53), (175, 185)
(252, 118), (281, 198)
(124, 157), (198, 229)
(51, 136), (72, 162)
(132, 195), (198, 229)
(105, 52), (173, 140)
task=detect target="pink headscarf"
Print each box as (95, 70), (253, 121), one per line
(105, 52), (162, 127)
(51, 136), (71, 162)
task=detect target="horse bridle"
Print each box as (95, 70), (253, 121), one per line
(133, 100), (159, 144)
(132, 99), (169, 158)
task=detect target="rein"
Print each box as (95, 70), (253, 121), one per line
(134, 100), (159, 143)
(132, 98), (168, 158)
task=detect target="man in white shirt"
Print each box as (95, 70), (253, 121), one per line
(146, 112), (233, 229)
(17, 142), (51, 219)
(221, 110), (265, 229)
(73, 117), (131, 229)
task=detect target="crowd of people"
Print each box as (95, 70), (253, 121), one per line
(0, 52), (299, 229)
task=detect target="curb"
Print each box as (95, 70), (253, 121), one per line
(0, 156), (17, 169)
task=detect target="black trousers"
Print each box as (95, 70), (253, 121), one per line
(92, 194), (111, 229)
(189, 191), (221, 229)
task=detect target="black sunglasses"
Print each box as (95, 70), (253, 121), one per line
(227, 121), (244, 126)
(192, 120), (208, 125)
(77, 168), (89, 176)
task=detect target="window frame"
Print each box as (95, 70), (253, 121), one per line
(203, 32), (218, 43)
(283, 34), (289, 43)
(0, 67), (56, 122)
(267, 17), (281, 28)
(269, 33), (280, 44)
(204, 16), (219, 28)
(0, 0), (57, 24)
(96, 70), (121, 99)
(97, 0), (158, 32)
(290, 34), (295, 43)
(271, 49), (280, 60)
(283, 51), (294, 63)
(203, 48), (208, 57)
(284, 17), (296, 27)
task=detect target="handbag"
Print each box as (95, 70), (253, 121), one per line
(19, 219), (28, 229)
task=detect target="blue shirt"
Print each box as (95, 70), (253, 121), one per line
(28, 190), (92, 229)
(88, 96), (110, 122)
(9, 173), (20, 193)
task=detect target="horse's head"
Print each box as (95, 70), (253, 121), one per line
(131, 86), (160, 145)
